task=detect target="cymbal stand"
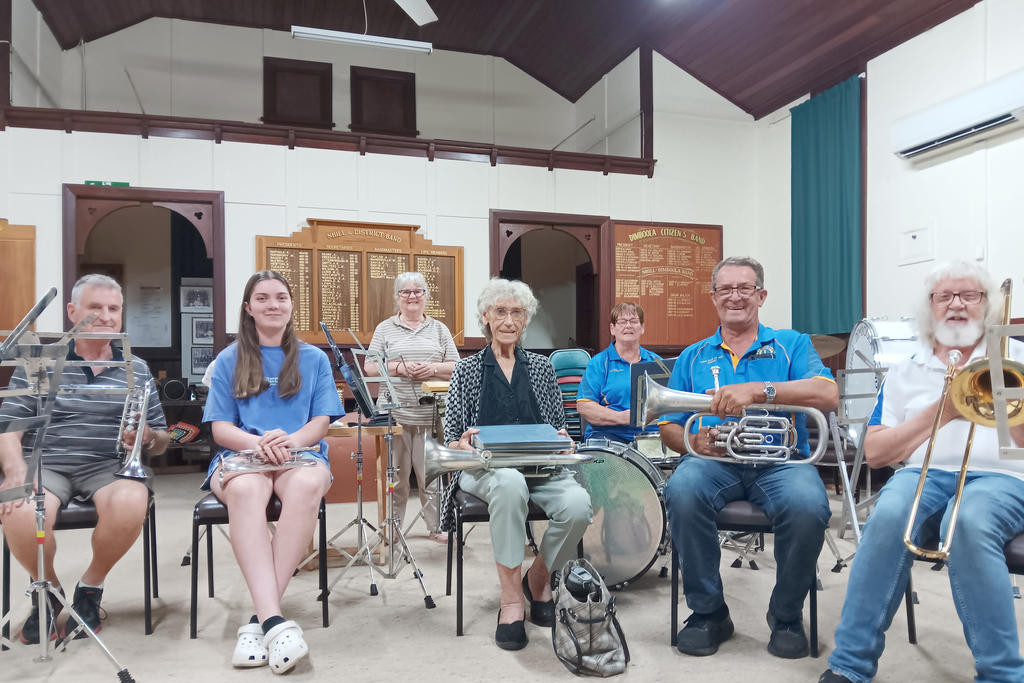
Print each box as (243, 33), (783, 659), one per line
(0, 292), (137, 680)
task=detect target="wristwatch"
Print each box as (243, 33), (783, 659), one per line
(763, 381), (776, 404)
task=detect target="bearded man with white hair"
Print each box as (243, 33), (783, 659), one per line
(820, 261), (1024, 683)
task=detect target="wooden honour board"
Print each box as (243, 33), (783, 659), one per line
(613, 221), (723, 347)
(255, 220), (464, 346)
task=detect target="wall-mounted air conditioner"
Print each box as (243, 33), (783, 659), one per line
(891, 68), (1024, 160)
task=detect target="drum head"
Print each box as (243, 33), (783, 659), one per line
(572, 446), (665, 589)
(843, 318), (918, 432)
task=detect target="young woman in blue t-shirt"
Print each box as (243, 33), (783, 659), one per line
(203, 270), (342, 674)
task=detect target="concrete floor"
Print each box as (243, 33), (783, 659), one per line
(1, 471), (1015, 682)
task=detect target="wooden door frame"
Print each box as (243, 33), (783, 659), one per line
(489, 209), (614, 350)
(62, 184), (227, 352)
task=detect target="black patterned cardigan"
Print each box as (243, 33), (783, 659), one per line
(438, 347), (566, 532)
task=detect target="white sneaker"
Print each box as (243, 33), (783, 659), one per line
(265, 620), (309, 674)
(231, 623), (268, 667)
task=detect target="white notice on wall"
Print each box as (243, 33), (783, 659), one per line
(128, 285), (171, 347)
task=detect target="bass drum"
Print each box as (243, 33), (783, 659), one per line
(844, 318), (917, 439)
(572, 444), (667, 589)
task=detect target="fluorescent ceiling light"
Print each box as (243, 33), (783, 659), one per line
(291, 26), (432, 54)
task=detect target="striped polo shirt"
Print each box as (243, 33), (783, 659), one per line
(367, 315), (459, 425)
(0, 340), (166, 461)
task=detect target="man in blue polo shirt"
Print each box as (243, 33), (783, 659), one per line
(660, 256), (837, 660)
(577, 302), (663, 444)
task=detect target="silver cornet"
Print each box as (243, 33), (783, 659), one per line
(219, 446), (323, 479)
(115, 378), (154, 480)
(640, 374), (828, 464)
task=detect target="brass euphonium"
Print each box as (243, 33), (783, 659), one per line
(115, 378), (153, 480)
(639, 374), (829, 464)
(904, 279), (1024, 561)
(423, 437), (594, 486)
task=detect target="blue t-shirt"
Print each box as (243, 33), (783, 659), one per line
(577, 343), (663, 442)
(663, 324), (834, 454)
(202, 342), (344, 487)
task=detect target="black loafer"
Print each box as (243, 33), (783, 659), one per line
(495, 609), (528, 650)
(675, 607), (734, 656)
(522, 573), (555, 627)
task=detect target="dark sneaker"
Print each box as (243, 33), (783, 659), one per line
(18, 588), (63, 645)
(766, 612), (809, 659)
(495, 607), (528, 651)
(818, 671), (855, 683)
(675, 607), (734, 656)
(63, 584), (104, 640)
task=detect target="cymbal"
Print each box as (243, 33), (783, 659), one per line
(810, 334), (847, 360)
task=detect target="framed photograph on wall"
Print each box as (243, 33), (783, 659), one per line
(181, 285), (212, 313)
(191, 316), (214, 346)
(191, 346), (214, 376)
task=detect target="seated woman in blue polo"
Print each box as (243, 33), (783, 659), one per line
(576, 302), (663, 443)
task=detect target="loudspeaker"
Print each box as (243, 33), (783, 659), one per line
(160, 378), (189, 401)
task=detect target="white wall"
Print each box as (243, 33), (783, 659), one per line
(11, 14), (576, 149)
(866, 0), (1024, 319)
(573, 50), (641, 156)
(10, 0), (62, 107)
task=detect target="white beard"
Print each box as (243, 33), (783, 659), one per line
(934, 318), (984, 348)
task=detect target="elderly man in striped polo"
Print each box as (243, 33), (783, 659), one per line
(0, 274), (169, 644)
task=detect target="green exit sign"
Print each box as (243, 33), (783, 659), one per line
(85, 180), (130, 187)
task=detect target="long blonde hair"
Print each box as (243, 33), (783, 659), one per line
(233, 270), (301, 399)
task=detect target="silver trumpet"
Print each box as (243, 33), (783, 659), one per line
(423, 437), (594, 486)
(219, 446), (323, 476)
(115, 378), (154, 480)
(639, 374), (828, 464)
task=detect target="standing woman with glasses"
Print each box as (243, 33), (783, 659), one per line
(441, 278), (592, 651)
(365, 272), (460, 543)
(204, 270), (344, 674)
(577, 302), (663, 443)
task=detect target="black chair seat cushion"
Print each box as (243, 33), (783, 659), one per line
(716, 500), (773, 532)
(194, 492), (283, 524)
(55, 499), (101, 529)
(453, 488), (548, 523)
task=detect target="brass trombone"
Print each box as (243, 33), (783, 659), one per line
(903, 279), (1024, 561)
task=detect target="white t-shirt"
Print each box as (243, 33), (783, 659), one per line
(872, 338), (1024, 480)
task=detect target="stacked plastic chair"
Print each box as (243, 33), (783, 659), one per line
(548, 348), (592, 443)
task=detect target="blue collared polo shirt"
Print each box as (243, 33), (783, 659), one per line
(577, 343), (663, 442)
(663, 324), (834, 454)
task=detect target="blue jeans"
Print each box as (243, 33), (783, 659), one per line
(828, 468), (1024, 683)
(663, 457), (830, 622)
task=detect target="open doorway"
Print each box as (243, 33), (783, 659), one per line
(500, 228), (597, 352)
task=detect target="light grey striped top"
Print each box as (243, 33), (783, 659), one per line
(0, 341), (166, 461)
(367, 315), (459, 425)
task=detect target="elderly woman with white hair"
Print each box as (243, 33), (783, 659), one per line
(365, 272), (459, 542)
(441, 278), (592, 651)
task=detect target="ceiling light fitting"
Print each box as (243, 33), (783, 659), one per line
(290, 26), (433, 54)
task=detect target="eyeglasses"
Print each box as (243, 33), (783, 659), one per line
(398, 289), (426, 298)
(614, 318), (642, 328)
(930, 290), (985, 305)
(713, 284), (761, 299)
(490, 307), (527, 322)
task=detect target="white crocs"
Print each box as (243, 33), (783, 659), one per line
(264, 620), (308, 674)
(231, 623), (268, 668)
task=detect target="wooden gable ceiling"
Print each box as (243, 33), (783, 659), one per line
(33, 0), (980, 120)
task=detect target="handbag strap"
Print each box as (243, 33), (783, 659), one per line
(554, 607), (584, 673)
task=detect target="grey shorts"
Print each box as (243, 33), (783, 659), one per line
(1, 456), (152, 506)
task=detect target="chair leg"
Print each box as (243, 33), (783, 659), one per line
(190, 515), (200, 639)
(445, 529), (454, 597)
(206, 522), (215, 598)
(905, 574), (918, 644)
(456, 516), (465, 636)
(319, 499), (328, 628)
(670, 550), (679, 647)
(142, 510), (153, 635)
(809, 577), (818, 657)
(149, 499), (159, 598)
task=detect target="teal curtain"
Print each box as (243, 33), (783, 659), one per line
(791, 75), (862, 335)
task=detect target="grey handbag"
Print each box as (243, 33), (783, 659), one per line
(551, 558), (629, 676)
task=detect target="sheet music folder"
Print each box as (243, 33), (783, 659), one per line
(471, 423), (571, 452)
